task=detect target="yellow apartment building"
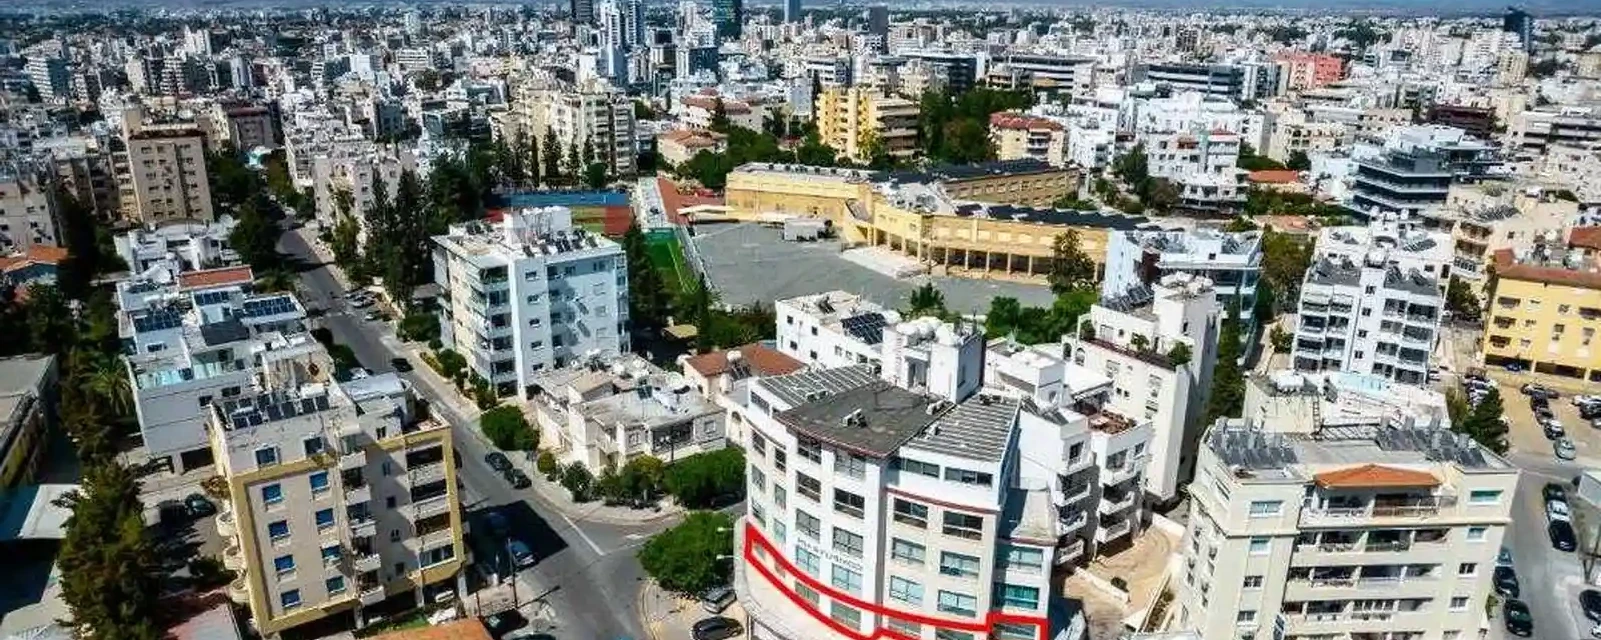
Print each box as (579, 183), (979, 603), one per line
(1483, 238), (1601, 381)
(814, 87), (920, 163)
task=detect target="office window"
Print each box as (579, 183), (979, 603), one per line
(894, 457), (940, 478)
(309, 471), (330, 494)
(834, 452), (867, 479)
(773, 485), (786, 509)
(326, 576), (346, 594)
(833, 489), (865, 519)
(939, 552), (980, 578)
(1459, 562), (1477, 576)
(893, 498), (928, 528)
(997, 583), (1040, 610)
(797, 473), (821, 502)
(943, 467), (994, 487)
(833, 527), (864, 557)
(795, 547), (820, 574)
(1467, 526), (1487, 542)
(1469, 490), (1503, 505)
(942, 512), (984, 540)
(268, 520), (290, 541)
(273, 554), (296, 576)
(315, 508), (335, 531)
(261, 484), (284, 506)
(1248, 537), (1270, 555)
(1242, 575), (1263, 589)
(888, 619), (922, 636)
(1002, 546), (1045, 574)
(774, 450), (787, 472)
(891, 538), (925, 565)
(993, 623), (1038, 640)
(796, 583), (819, 606)
(255, 447), (279, 467)
(750, 466), (766, 494)
(830, 602), (861, 629)
(831, 565), (862, 594)
(937, 590), (978, 617)
(797, 437), (822, 463)
(889, 576), (923, 605)
(773, 519), (787, 543)
(280, 589), (302, 610)
(796, 510), (820, 540)
(1237, 610), (1256, 624)
(1248, 500), (1283, 518)
(303, 437), (324, 457)
(321, 545), (341, 565)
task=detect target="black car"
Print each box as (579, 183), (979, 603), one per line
(390, 357), (413, 372)
(1545, 421), (1567, 440)
(485, 451), (512, 472)
(691, 617), (743, 640)
(504, 468), (531, 489)
(1504, 599), (1533, 637)
(482, 610), (528, 639)
(1583, 589), (1601, 622)
(183, 493), (216, 518)
(1494, 565), (1519, 598)
(1546, 483), (1570, 504)
(1551, 519), (1578, 552)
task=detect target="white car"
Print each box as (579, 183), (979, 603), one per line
(1576, 395), (1601, 407)
(1548, 499), (1573, 522)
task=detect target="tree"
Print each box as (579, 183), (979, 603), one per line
(1270, 325), (1292, 353)
(229, 199), (282, 272)
(1129, 333), (1150, 352)
(619, 455), (667, 505)
(984, 297), (1024, 338)
(566, 143), (583, 181)
(1455, 388), (1508, 454)
(435, 348), (467, 382)
(1166, 342), (1192, 366)
(662, 448), (745, 509)
(710, 97), (731, 133)
(24, 283), (73, 355)
(541, 127), (562, 184)
(56, 462), (165, 640)
(561, 462), (595, 502)
(1260, 229), (1314, 308)
(622, 223), (670, 330)
(536, 451), (559, 479)
(906, 283), (946, 318)
(481, 405), (537, 451)
(1144, 178), (1181, 213)
(638, 511), (734, 594)
(584, 162), (610, 189)
(1205, 306), (1246, 425)
(398, 312), (440, 342)
(1048, 230), (1097, 295)
(1446, 276), (1481, 322)
(1286, 151), (1311, 171)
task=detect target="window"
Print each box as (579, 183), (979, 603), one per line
(1450, 596), (1469, 610)
(829, 602), (861, 629)
(750, 466), (766, 494)
(773, 450), (787, 472)
(750, 502), (766, 527)
(321, 545), (341, 565)
(326, 576), (346, 594)
(943, 467), (994, 487)
(796, 510), (820, 540)
(268, 520), (290, 541)
(893, 499), (928, 528)
(997, 583), (1040, 610)
(833, 527), (864, 557)
(309, 471), (330, 494)
(937, 590), (978, 617)
(888, 619), (922, 636)
(833, 489), (865, 519)
(891, 538), (925, 565)
(831, 565), (862, 594)
(303, 437), (324, 457)
(1236, 610), (1256, 624)
(1248, 537), (1270, 555)
(939, 552), (980, 578)
(280, 589), (302, 610)
(751, 433), (767, 456)
(773, 485), (786, 509)
(935, 632), (975, 640)
(795, 583), (819, 606)
(1467, 526), (1487, 542)
(274, 554), (296, 577)
(1458, 562), (1477, 576)
(834, 452), (867, 479)
(1248, 500), (1283, 518)
(315, 508), (335, 531)
(1242, 575), (1263, 589)
(797, 473), (821, 502)
(942, 512), (984, 540)
(1469, 490), (1503, 505)
(894, 457), (940, 478)
(994, 623), (1038, 640)
(795, 547), (820, 574)
(1001, 546), (1045, 574)
(797, 438), (822, 463)
(422, 544), (455, 567)
(773, 519), (787, 543)
(261, 484), (284, 507)
(889, 576), (923, 605)
(255, 447), (279, 467)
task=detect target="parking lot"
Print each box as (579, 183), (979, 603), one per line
(1492, 375), (1601, 467)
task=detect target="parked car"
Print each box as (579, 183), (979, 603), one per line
(1504, 599), (1533, 637)
(1557, 438), (1578, 461)
(1494, 565), (1520, 598)
(183, 493), (215, 518)
(363, 310), (383, 322)
(1546, 483), (1570, 504)
(483, 611), (529, 639)
(1505, 363), (1527, 373)
(1545, 420), (1567, 440)
(504, 468), (531, 489)
(389, 357), (413, 372)
(1498, 545), (1515, 566)
(1574, 395), (1601, 407)
(1523, 383), (1557, 399)
(485, 452), (512, 472)
(690, 617), (743, 640)
(1536, 406), (1556, 422)
(700, 585), (736, 614)
(1584, 404), (1601, 420)
(1548, 500), (1573, 522)
(507, 539), (535, 569)
(1583, 589), (1601, 622)
(1552, 519), (1579, 552)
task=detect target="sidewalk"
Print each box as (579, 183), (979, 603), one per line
(518, 458), (685, 527)
(639, 579), (747, 640)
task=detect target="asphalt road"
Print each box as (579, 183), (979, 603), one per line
(1500, 450), (1595, 640)
(278, 227), (672, 640)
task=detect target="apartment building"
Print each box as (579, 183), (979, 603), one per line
(683, 344), (805, 446)
(1481, 231), (1601, 380)
(284, 110), (367, 189)
(1131, 92), (1268, 153)
(1145, 129), (1246, 212)
(1432, 181), (1575, 288)
(1177, 419), (1517, 640)
(114, 217), (240, 273)
(1101, 229), (1262, 324)
(987, 53), (1095, 94)
(1245, 370), (1452, 434)
(25, 57), (71, 103)
(1347, 126), (1501, 221)
(678, 95), (764, 132)
(500, 80), (638, 177)
(212, 379), (465, 636)
(1292, 222), (1449, 385)
(775, 290), (896, 370)
(35, 135), (120, 217)
(1508, 108), (1601, 155)
(814, 87), (920, 164)
(0, 355), (58, 489)
(219, 104), (277, 152)
(0, 169), (62, 253)
(527, 354), (726, 470)
(1062, 274), (1218, 503)
(989, 113), (1068, 168)
(116, 110), (215, 224)
(1274, 52), (1345, 91)
(735, 323), (1089, 640)
(311, 145), (418, 243)
(1265, 111), (1347, 164)
(432, 207), (629, 399)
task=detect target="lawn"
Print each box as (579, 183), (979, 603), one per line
(645, 235), (694, 295)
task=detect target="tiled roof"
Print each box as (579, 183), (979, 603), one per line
(685, 343), (805, 378)
(1570, 226), (1601, 251)
(1494, 248), (1601, 291)
(177, 265), (255, 290)
(682, 95), (752, 114)
(988, 112), (1062, 131)
(367, 619), (493, 640)
(1313, 463), (1440, 489)
(1247, 170), (1302, 184)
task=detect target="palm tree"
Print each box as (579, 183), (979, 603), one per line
(84, 354), (132, 418)
(907, 283), (946, 318)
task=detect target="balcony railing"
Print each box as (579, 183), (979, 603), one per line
(1301, 496), (1455, 522)
(410, 494), (453, 521)
(1096, 519), (1132, 543)
(344, 482), (371, 506)
(352, 551), (381, 574)
(339, 448), (366, 471)
(1055, 539), (1086, 565)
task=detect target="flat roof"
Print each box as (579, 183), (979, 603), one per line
(758, 365), (878, 408)
(902, 394), (1017, 463)
(776, 381), (939, 458)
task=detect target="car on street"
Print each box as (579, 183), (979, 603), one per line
(1504, 599), (1533, 637)
(1506, 363), (1527, 373)
(364, 311), (382, 322)
(1547, 483), (1571, 504)
(390, 357), (413, 372)
(183, 493), (215, 518)
(691, 617), (743, 640)
(485, 452), (512, 472)
(1583, 589), (1601, 622)
(1548, 499), (1573, 522)
(1545, 420), (1567, 440)
(1557, 438), (1578, 461)
(504, 468), (531, 489)
(1498, 545), (1514, 566)
(350, 296), (375, 308)
(700, 585), (736, 614)
(1523, 383), (1558, 399)
(1586, 404), (1601, 420)
(1552, 519), (1578, 551)
(1494, 565), (1519, 598)
(507, 539), (535, 569)
(483, 611), (529, 639)
(1575, 395), (1601, 407)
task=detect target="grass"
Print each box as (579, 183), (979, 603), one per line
(646, 235), (694, 295)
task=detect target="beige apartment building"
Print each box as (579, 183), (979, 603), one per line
(1177, 419), (1517, 640)
(213, 378), (466, 636)
(989, 112), (1069, 168)
(495, 79), (638, 177)
(116, 107), (215, 224)
(0, 170), (62, 253)
(814, 87), (920, 163)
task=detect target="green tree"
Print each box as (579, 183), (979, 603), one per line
(1270, 325), (1292, 353)
(228, 199), (282, 272)
(435, 348), (467, 382)
(24, 283), (73, 355)
(662, 448), (745, 508)
(55, 462), (165, 640)
(1048, 230), (1097, 295)
(536, 450), (559, 479)
(638, 511), (734, 594)
(1446, 276), (1481, 322)
(584, 162), (610, 189)
(1205, 306), (1246, 425)
(621, 223), (670, 330)
(561, 462), (595, 502)
(481, 405), (538, 451)
(542, 127), (563, 184)
(1286, 151), (1311, 171)
(1166, 342), (1192, 366)
(985, 297), (1024, 338)
(619, 455), (667, 504)
(1260, 229), (1314, 309)
(1455, 388), (1508, 454)
(1144, 177), (1182, 213)
(906, 283), (947, 318)
(710, 97), (731, 133)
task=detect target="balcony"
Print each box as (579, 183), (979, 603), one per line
(1283, 573), (1439, 600)
(349, 514), (377, 539)
(344, 481), (371, 505)
(400, 460), (447, 488)
(1102, 458), (1144, 486)
(358, 583), (385, 606)
(1055, 538), (1086, 565)
(1100, 491), (1137, 515)
(1299, 496), (1455, 525)
(215, 510), (236, 538)
(227, 574), (250, 604)
(222, 541), (246, 571)
(409, 494), (453, 521)
(352, 550), (382, 574)
(339, 448), (366, 471)
(1095, 519), (1132, 543)
(1057, 508), (1088, 536)
(1062, 482), (1093, 505)
(1282, 609), (1429, 635)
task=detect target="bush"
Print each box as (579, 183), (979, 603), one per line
(398, 312), (440, 343)
(427, 338), (443, 351)
(561, 463), (595, 502)
(481, 406), (537, 451)
(663, 448), (745, 509)
(638, 511), (734, 594)
(536, 450), (559, 479)
(188, 557), (234, 589)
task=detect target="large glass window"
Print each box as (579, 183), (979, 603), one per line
(833, 489), (865, 519)
(890, 538), (925, 565)
(937, 591), (978, 617)
(796, 510), (820, 540)
(997, 583), (1041, 610)
(939, 552), (980, 578)
(888, 576), (923, 605)
(892, 498), (928, 528)
(833, 527), (864, 557)
(831, 565), (862, 594)
(942, 512), (984, 540)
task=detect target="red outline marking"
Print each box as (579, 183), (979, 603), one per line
(742, 522), (1050, 640)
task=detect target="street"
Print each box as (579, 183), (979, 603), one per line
(278, 227), (674, 640)
(1499, 450), (1593, 640)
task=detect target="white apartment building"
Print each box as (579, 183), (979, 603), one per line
(1144, 129), (1246, 211)
(736, 319), (1088, 640)
(114, 217), (240, 273)
(432, 207), (629, 399)
(311, 145), (418, 243)
(1292, 221), (1451, 386)
(1061, 274), (1219, 504)
(1067, 123), (1117, 170)
(526, 354), (726, 470)
(1245, 370), (1453, 434)
(775, 290), (897, 370)
(505, 80), (638, 177)
(1130, 92), (1268, 153)
(1177, 419), (1517, 640)
(1101, 229), (1263, 322)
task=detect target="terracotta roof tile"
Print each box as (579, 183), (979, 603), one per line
(1314, 463), (1440, 489)
(367, 619), (493, 640)
(1494, 249), (1601, 292)
(988, 112), (1063, 131)
(177, 265), (255, 291)
(1248, 170), (1302, 184)
(684, 343), (805, 378)
(1570, 226), (1601, 251)
(24, 245), (67, 264)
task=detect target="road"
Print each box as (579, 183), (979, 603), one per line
(278, 227), (673, 640)
(1500, 450), (1595, 640)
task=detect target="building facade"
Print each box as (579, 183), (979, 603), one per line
(814, 88), (920, 164)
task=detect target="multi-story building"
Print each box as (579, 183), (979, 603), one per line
(219, 104), (277, 152)
(114, 218), (240, 273)
(1432, 181), (1575, 290)
(0, 355), (57, 489)
(25, 57), (70, 103)
(885, 160), (1076, 209)
(1176, 418), (1517, 640)
(684, 343), (806, 446)
(1136, 62), (1249, 101)
(1101, 228), (1262, 329)
(311, 145), (418, 244)
(1265, 110), (1347, 164)
(528, 354), (726, 469)
(503, 80), (638, 177)
(712, 0), (742, 41)
(1273, 53), (1345, 91)
(989, 113), (1068, 168)
(116, 109), (215, 224)
(212, 376), (466, 636)
(814, 87), (920, 164)
(0, 168), (62, 254)
(986, 54), (1095, 94)
(1508, 108), (1601, 155)
(1481, 229), (1601, 380)
(431, 207), (629, 398)
(1245, 369), (1452, 434)
(1144, 129), (1246, 212)
(35, 135), (120, 217)
(1348, 126), (1501, 221)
